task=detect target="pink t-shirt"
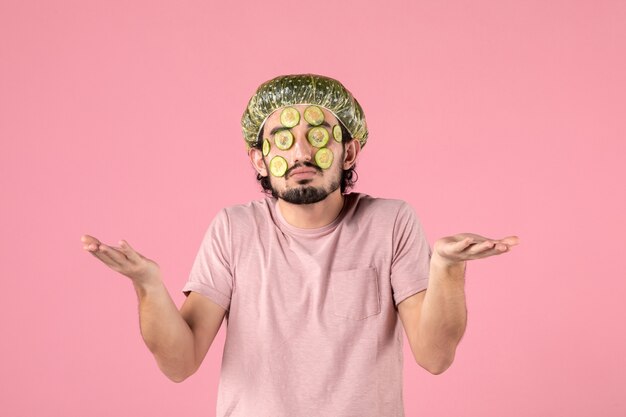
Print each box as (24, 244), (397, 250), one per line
(183, 192), (431, 417)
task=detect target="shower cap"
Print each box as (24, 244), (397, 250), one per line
(241, 74), (368, 150)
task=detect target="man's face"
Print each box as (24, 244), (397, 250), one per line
(257, 104), (346, 205)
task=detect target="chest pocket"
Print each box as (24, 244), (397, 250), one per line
(329, 267), (381, 320)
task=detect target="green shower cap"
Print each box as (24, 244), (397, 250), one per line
(241, 74), (368, 150)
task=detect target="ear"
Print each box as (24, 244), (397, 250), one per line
(342, 138), (361, 170)
(249, 147), (268, 176)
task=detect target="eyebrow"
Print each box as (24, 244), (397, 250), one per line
(269, 121), (331, 136)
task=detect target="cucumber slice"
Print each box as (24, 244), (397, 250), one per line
(303, 105), (325, 126)
(262, 138), (270, 156)
(269, 155), (288, 177)
(315, 148), (333, 169)
(332, 124), (342, 143)
(307, 126), (329, 148)
(280, 107), (300, 128)
(274, 130), (294, 150)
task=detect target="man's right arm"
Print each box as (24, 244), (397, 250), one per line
(135, 279), (226, 382)
(81, 234), (226, 382)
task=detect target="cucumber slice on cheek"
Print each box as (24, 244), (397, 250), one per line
(269, 155), (288, 177)
(315, 148), (333, 169)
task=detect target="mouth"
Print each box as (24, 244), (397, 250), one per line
(289, 170), (317, 179)
(287, 165), (320, 179)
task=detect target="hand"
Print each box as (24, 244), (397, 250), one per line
(433, 233), (520, 267)
(81, 234), (161, 285)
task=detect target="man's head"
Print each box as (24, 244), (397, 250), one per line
(241, 74), (368, 204)
(249, 104), (361, 204)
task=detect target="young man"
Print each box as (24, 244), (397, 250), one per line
(81, 74), (519, 416)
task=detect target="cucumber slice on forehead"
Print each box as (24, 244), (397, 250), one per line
(307, 126), (330, 148)
(262, 138), (270, 156)
(280, 107), (300, 128)
(315, 148), (333, 169)
(303, 105), (325, 126)
(269, 155), (288, 177)
(332, 124), (342, 143)
(274, 130), (294, 150)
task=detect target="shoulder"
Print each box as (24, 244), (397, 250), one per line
(350, 193), (426, 233)
(342, 193), (418, 233)
(216, 197), (275, 232)
(222, 197), (273, 219)
(349, 192), (412, 216)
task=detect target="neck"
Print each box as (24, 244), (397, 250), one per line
(277, 189), (345, 229)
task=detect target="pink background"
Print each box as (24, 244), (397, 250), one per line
(1, 0), (625, 416)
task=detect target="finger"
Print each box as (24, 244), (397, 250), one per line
(499, 236), (520, 246)
(465, 240), (495, 255)
(476, 244), (511, 259)
(453, 237), (475, 252)
(485, 241), (515, 255)
(495, 243), (509, 251)
(81, 234), (98, 244)
(97, 243), (129, 265)
(118, 240), (141, 263)
(84, 242), (99, 251)
(472, 238), (517, 255)
(86, 244), (124, 270)
(81, 235), (101, 251)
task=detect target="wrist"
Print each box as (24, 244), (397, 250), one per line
(430, 254), (466, 275)
(132, 273), (164, 298)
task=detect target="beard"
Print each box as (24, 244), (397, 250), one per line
(267, 160), (342, 205)
(278, 177), (341, 205)
(265, 147), (345, 205)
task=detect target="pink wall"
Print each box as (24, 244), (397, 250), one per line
(1, 0), (625, 415)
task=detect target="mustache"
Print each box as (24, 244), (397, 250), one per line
(286, 162), (322, 178)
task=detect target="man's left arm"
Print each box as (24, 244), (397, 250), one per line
(398, 233), (520, 375)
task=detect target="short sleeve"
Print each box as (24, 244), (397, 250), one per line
(390, 202), (432, 306)
(182, 208), (233, 311)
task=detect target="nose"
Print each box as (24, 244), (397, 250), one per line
(292, 129), (313, 163)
